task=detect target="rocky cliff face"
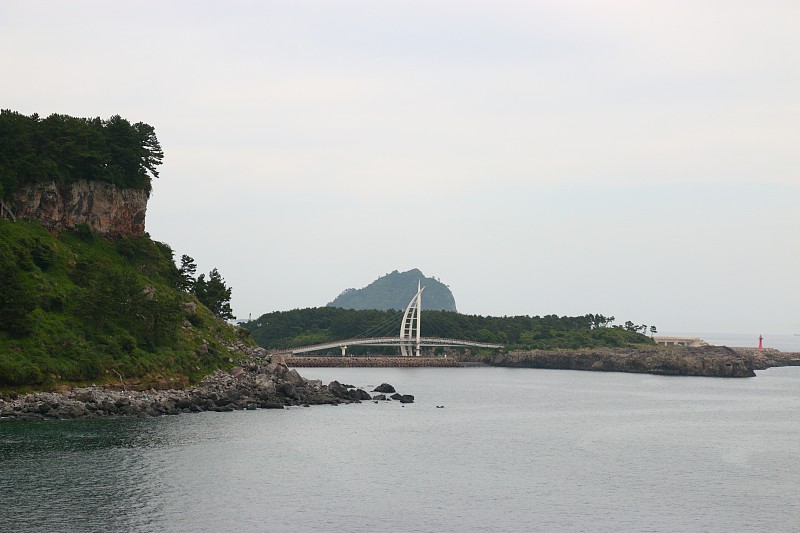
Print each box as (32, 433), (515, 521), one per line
(11, 180), (148, 237)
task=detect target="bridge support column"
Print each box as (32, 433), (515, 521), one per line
(341, 345), (347, 356)
(400, 281), (424, 357)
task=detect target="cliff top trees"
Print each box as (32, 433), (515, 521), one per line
(193, 269), (235, 321)
(0, 110), (163, 199)
(175, 255), (235, 320)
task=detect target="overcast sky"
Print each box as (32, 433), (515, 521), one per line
(2, 1), (798, 334)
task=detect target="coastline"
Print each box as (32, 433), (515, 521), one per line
(0, 359), (407, 421)
(5, 345), (799, 421)
(285, 345), (800, 377)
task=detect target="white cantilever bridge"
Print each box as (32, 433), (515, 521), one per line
(284, 282), (504, 356)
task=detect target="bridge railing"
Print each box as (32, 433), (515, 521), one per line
(281, 336), (504, 354)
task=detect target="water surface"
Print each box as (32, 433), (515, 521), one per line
(2, 367), (799, 532)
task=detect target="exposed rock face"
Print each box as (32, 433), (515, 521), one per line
(730, 347), (800, 370)
(12, 180), (148, 237)
(481, 346), (756, 377)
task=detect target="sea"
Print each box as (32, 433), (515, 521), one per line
(661, 331), (800, 352)
(1, 333), (799, 532)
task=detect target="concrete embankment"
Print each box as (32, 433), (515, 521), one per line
(286, 356), (463, 368)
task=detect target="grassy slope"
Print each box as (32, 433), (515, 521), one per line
(0, 219), (246, 391)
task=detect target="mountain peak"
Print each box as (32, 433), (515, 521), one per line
(327, 269), (457, 311)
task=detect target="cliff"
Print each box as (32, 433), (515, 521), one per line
(7, 180), (148, 237)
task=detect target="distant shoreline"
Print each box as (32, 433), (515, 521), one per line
(284, 346), (800, 377)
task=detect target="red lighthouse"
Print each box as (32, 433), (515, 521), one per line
(758, 335), (763, 350)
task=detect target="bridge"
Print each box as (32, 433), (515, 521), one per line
(281, 282), (504, 356)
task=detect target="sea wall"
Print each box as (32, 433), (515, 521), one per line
(10, 180), (148, 237)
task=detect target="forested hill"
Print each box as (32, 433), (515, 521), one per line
(0, 110), (163, 198)
(0, 111), (244, 390)
(0, 219), (246, 388)
(327, 268), (457, 311)
(242, 308), (653, 352)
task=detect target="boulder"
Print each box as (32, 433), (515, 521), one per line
(373, 383), (396, 393)
(279, 382), (300, 399)
(349, 389), (371, 401)
(399, 395), (414, 404)
(327, 381), (351, 400)
(256, 378), (277, 397)
(284, 368), (305, 385)
(305, 379), (322, 392)
(372, 394), (387, 401)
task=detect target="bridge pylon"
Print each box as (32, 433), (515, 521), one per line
(400, 281), (424, 356)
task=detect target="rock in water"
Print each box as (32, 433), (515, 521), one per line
(373, 383), (396, 393)
(349, 389), (372, 401)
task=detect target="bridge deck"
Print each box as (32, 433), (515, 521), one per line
(283, 336), (503, 355)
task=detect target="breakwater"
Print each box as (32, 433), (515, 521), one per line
(286, 356), (463, 368)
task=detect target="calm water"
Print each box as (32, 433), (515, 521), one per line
(2, 366), (800, 533)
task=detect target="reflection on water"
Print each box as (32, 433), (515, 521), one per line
(2, 367), (800, 533)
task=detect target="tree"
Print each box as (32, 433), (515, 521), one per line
(194, 268), (234, 320)
(0, 110), (163, 198)
(133, 121), (163, 179)
(650, 326), (658, 336)
(176, 254), (197, 292)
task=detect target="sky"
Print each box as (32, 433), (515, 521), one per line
(2, 1), (798, 334)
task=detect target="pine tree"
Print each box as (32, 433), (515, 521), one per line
(176, 254), (197, 292)
(193, 268), (234, 320)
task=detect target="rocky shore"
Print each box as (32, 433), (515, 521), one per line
(729, 347), (800, 370)
(286, 346), (800, 377)
(472, 345), (758, 377)
(0, 361), (412, 421)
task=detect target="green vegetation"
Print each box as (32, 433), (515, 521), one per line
(176, 254), (234, 320)
(0, 110), (163, 198)
(327, 268), (457, 311)
(242, 308), (653, 353)
(0, 219), (245, 388)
